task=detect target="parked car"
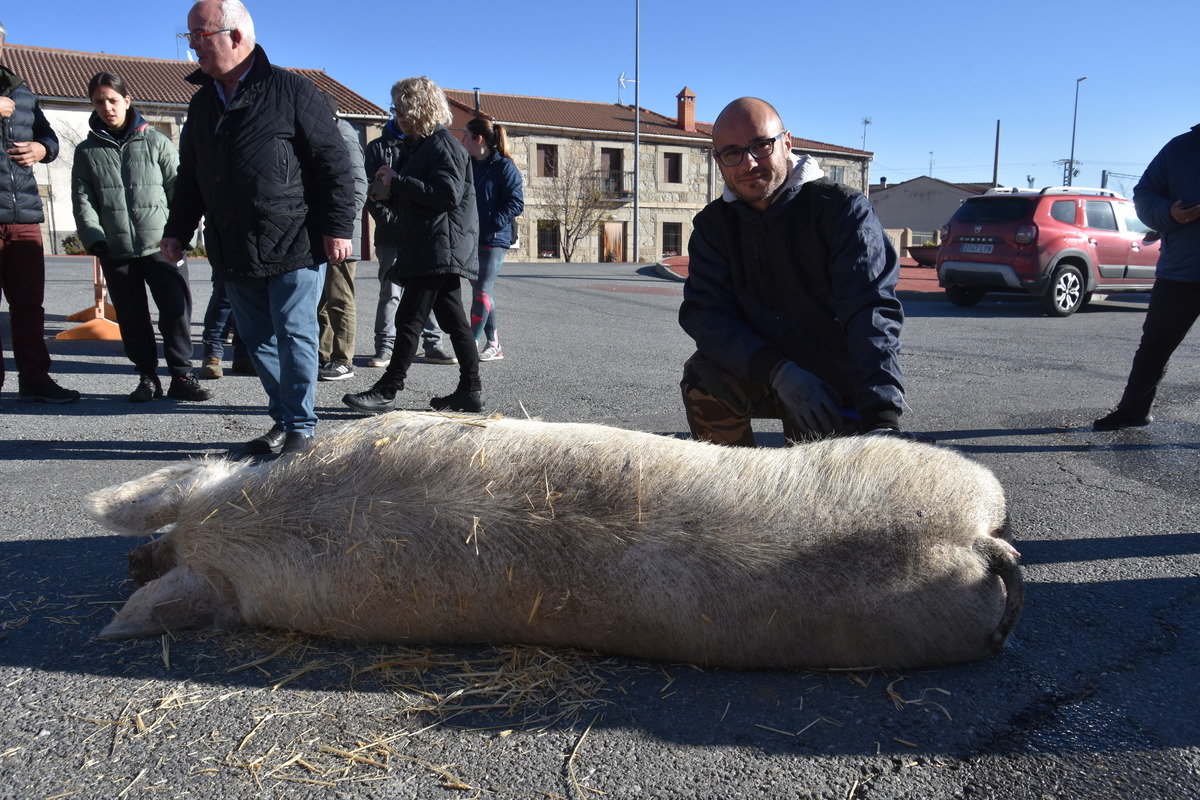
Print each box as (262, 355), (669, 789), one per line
(936, 187), (1158, 316)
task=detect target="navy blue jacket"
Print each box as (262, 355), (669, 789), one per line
(681, 178), (904, 429)
(1134, 124), (1200, 283)
(163, 46), (356, 279)
(0, 65), (58, 225)
(471, 149), (523, 248)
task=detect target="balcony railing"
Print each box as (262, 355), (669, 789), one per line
(597, 170), (635, 200)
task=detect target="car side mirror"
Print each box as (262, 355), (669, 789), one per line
(1143, 230), (1160, 244)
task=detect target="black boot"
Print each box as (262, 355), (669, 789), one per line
(129, 373), (163, 403)
(430, 388), (485, 413)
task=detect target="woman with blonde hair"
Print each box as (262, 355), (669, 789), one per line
(343, 76), (482, 415)
(462, 117), (523, 361)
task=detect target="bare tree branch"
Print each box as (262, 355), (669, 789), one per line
(539, 144), (617, 263)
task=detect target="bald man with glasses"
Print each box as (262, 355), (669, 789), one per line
(678, 97), (910, 446)
(161, 0), (356, 456)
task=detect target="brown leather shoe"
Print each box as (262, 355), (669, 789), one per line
(199, 356), (222, 380)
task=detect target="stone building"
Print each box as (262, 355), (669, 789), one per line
(446, 87), (871, 263)
(0, 44), (386, 255)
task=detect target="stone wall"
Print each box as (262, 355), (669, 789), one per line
(511, 133), (717, 263)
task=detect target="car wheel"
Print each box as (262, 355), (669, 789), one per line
(1042, 266), (1084, 316)
(946, 285), (985, 307)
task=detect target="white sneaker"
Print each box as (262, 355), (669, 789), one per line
(479, 343), (504, 361)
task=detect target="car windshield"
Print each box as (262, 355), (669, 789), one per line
(954, 197), (1034, 224)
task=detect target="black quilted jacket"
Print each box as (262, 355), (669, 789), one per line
(384, 126), (478, 283)
(163, 46), (355, 279)
(0, 66), (58, 225)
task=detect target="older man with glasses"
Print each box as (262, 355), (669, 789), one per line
(161, 0), (356, 456)
(678, 96), (910, 446)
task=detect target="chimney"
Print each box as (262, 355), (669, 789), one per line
(880, 177), (888, 189)
(676, 87), (696, 133)
(473, 87), (481, 113)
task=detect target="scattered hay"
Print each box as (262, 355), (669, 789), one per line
(74, 629), (638, 791)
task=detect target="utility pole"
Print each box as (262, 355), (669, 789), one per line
(632, 0), (640, 263)
(992, 120), (1001, 187)
(1067, 76), (1087, 186)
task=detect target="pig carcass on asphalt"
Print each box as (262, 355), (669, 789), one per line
(88, 412), (1024, 670)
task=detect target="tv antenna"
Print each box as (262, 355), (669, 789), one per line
(618, 72), (639, 105)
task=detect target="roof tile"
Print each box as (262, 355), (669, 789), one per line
(1, 44), (386, 118)
(445, 88), (867, 156)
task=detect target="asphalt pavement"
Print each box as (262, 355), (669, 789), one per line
(1, 256), (1197, 799)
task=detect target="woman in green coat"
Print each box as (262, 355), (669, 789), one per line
(71, 71), (209, 403)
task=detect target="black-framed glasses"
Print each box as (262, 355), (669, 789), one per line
(713, 131), (787, 167)
(178, 29), (234, 44)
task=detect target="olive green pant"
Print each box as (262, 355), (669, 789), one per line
(318, 259), (357, 365)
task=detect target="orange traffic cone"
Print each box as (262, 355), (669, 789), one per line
(57, 257), (122, 340)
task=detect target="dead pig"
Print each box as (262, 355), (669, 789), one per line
(88, 412), (1023, 670)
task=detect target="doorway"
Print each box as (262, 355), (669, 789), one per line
(601, 221), (626, 262)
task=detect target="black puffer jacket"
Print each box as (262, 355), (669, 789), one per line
(163, 46), (355, 279)
(0, 66), (58, 225)
(385, 126), (478, 283)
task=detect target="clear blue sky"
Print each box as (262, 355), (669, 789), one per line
(3, 0), (1194, 195)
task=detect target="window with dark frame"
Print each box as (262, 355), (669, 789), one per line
(537, 144), (558, 178)
(537, 220), (560, 258)
(662, 222), (683, 257)
(663, 152), (682, 184)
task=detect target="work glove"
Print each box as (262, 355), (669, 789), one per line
(769, 360), (842, 437)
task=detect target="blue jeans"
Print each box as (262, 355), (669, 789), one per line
(225, 264), (325, 435)
(374, 244), (442, 353)
(201, 269), (249, 362)
(470, 245), (506, 344)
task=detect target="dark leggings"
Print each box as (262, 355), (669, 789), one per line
(379, 274), (480, 393)
(101, 253), (194, 376)
(1115, 277), (1200, 415)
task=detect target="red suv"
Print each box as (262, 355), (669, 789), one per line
(936, 187), (1159, 316)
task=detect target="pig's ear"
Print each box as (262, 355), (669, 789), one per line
(99, 565), (236, 638)
(86, 462), (207, 535)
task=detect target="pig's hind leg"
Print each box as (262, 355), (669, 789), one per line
(128, 537), (178, 586)
(100, 565), (239, 639)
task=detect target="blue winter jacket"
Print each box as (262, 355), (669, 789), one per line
(471, 149), (523, 248)
(1134, 124), (1200, 283)
(0, 65), (58, 225)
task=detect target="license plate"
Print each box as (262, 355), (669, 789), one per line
(961, 243), (993, 254)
